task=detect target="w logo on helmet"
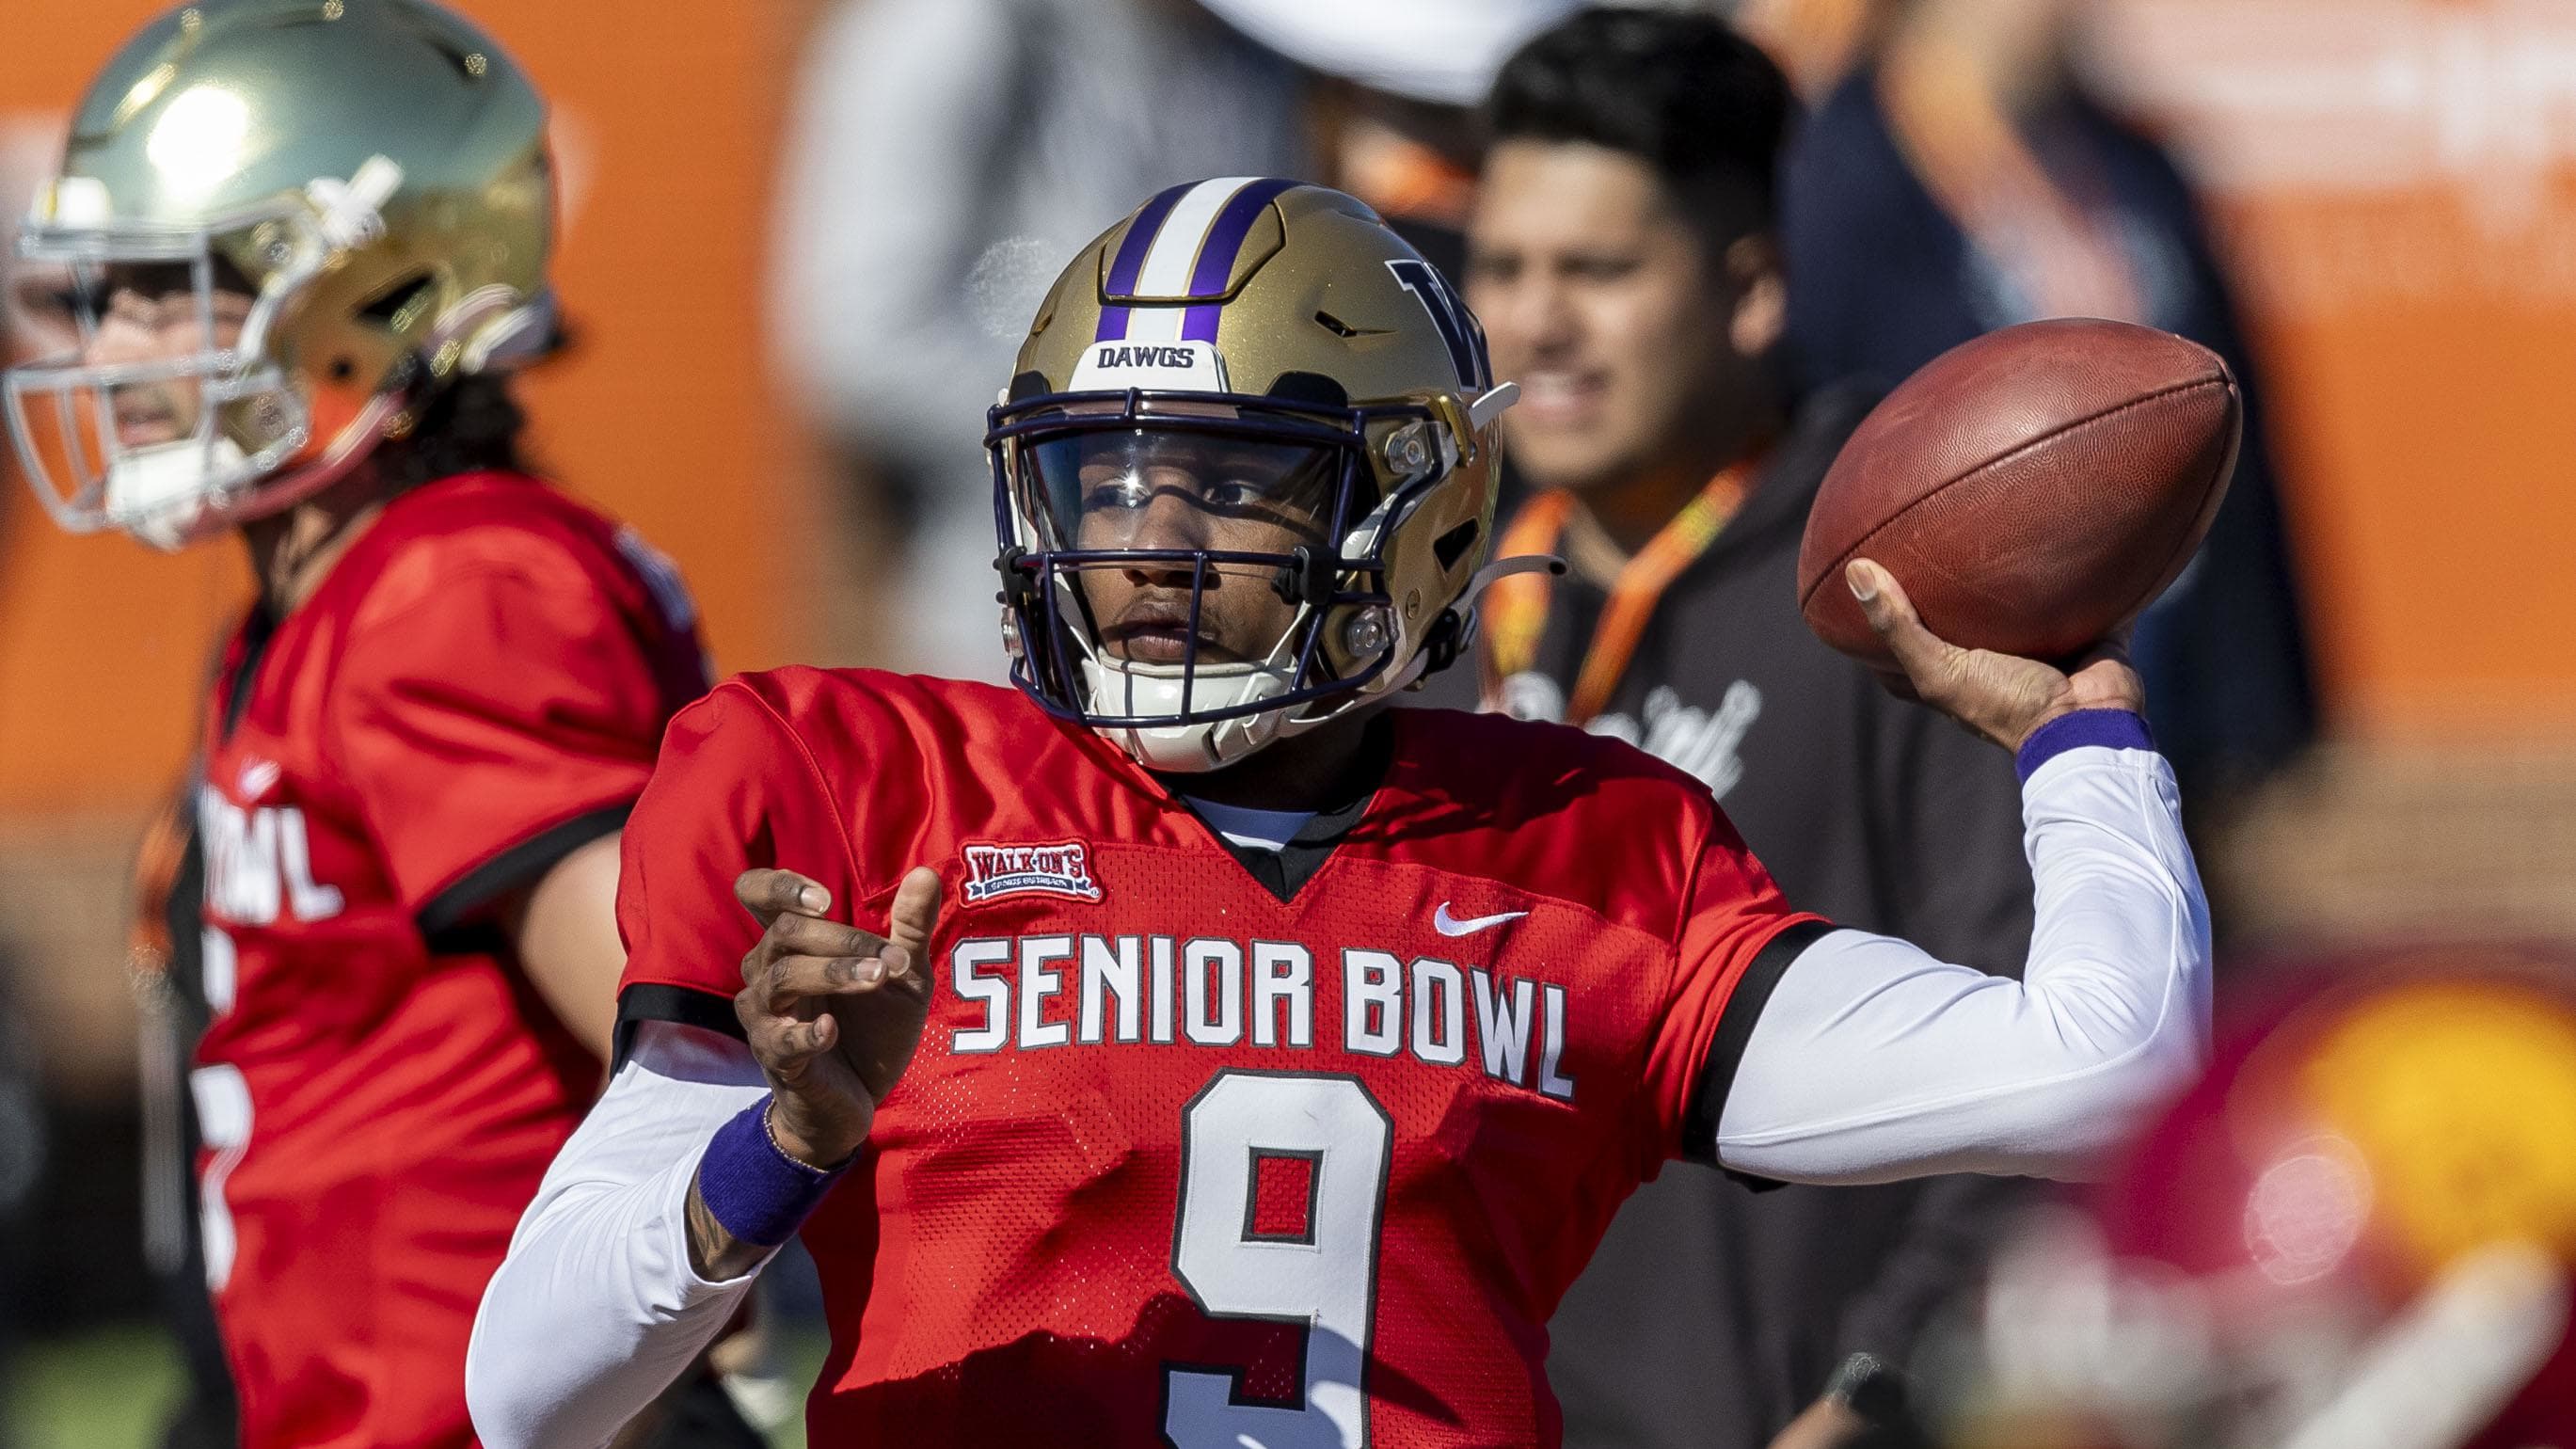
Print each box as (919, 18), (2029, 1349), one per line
(1386, 259), (1491, 391)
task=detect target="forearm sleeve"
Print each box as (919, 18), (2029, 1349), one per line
(1714, 724), (2211, 1184)
(466, 1022), (773, 1449)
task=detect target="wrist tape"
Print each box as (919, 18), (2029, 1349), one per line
(696, 1098), (853, 1248)
(2017, 708), (2155, 781)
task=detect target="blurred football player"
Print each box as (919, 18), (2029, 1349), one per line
(0, 3), (737, 1446)
(1932, 953), (2576, 1449)
(469, 179), (2210, 1449)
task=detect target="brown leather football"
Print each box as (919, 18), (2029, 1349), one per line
(1798, 317), (2241, 670)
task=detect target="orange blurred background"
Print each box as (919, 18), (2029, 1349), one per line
(2096, 0), (2576, 744)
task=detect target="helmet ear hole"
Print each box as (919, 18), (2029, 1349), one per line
(1432, 518), (1479, 574)
(328, 358), (357, 382)
(1264, 371), (1349, 408)
(356, 271), (437, 330)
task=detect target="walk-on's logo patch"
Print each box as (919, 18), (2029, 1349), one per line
(961, 840), (1105, 905)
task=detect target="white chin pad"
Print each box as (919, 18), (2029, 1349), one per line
(106, 438), (247, 550)
(1078, 654), (1297, 772)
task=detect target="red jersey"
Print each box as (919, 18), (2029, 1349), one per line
(617, 669), (1822, 1449)
(193, 471), (706, 1449)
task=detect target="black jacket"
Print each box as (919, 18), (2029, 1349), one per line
(1415, 388), (2035, 1449)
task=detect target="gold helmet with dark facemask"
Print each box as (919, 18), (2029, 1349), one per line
(988, 178), (1525, 773)
(5, 0), (554, 550)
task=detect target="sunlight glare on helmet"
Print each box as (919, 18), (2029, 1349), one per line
(145, 87), (251, 199)
(107, 62), (179, 134)
(35, 178), (113, 229)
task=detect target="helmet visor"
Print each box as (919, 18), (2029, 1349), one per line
(990, 393), (1429, 740)
(1014, 426), (1345, 557)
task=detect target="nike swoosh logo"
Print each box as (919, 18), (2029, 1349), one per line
(1433, 903), (1529, 937)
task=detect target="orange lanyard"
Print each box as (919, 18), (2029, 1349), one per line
(1479, 460), (1757, 725)
(1877, 40), (2140, 324)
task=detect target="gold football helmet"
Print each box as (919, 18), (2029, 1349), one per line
(988, 179), (1524, 772)
(5, 0), (554, 549)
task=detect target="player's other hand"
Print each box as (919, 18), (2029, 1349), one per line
(1847, 558), (2146, 754)
(732, 865), (943, 1168)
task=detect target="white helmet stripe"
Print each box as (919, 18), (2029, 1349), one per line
(1121, 304), (1189, 345)
(1135, 177), (1264, 298)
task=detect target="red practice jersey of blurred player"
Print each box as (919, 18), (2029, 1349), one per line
(192, 471), (707, 1449)
(616, 669), (1822, 1448)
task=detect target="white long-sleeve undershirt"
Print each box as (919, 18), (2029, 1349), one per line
(462, 1021), (771, 1449)
(1713, 740), (2209, 1181)
(466, 739), (2208, 1449)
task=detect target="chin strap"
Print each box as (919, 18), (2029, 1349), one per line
(1464, 549), (1565, 602)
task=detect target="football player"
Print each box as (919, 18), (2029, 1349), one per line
(468, 179), (2209, 1449)
(1935, 955), (2576, 1448)
(2, 3), (728, 1445)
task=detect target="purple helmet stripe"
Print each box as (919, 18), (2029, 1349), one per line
(1095, 182), (1196, 342)
(1179, 177), (1299, 342)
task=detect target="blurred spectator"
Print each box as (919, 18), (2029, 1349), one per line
(771, 0), (1310, 679)
(1778, 0), (2315, 804)
(1423, 11), (2036, 1448)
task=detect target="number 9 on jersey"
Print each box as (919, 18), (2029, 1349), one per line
(1167, 1071), (1394, 1449)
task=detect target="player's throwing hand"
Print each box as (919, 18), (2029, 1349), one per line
(731, 866), (944, 1169)
(1848, 558), (2147, 753)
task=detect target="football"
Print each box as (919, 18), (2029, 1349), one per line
(1797, 317), (2242, 670)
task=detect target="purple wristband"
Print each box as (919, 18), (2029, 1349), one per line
(2015, 709), (2155, 782)
(696, 1100), (851, 1248)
